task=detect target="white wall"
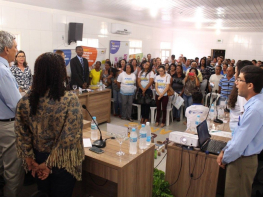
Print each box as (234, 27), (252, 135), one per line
(0, 1), (173, 73)
(172, 30), (263, 61)
(1, 1), (263, 74)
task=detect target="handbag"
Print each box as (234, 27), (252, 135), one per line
(145, 89), (153, 104)
(136, 91), (145, 104)
(166, 76), (174, 96)
(150, 99), (156, 107)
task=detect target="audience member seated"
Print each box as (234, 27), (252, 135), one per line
(11, 50), (32, 92)
(108, 68), (122, 117)
(155, 66), (170, 128)
(218, 66), (235, 103)
(70, 46), (89, 89)
(15, 53), (84, 197)
(117, 64), (136, 121)
(185, 91), (209, 131)
(170, 64), (185, 121)
(89, 61), (102, 85)
(209, 65), (223, 92)
(183, 68), (200, 111)
(137, 61), (154, 124)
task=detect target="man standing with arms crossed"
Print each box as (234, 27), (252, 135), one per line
(0, 31), (23, 196)
(217, 65), (263, 197)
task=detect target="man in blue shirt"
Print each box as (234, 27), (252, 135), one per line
(0, 31), (23, 197)
(217, 65), (263, 197)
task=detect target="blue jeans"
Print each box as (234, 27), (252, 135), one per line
(113, 89), (122, 115)
(183, 94), (193, 111)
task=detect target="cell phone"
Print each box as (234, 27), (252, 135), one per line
(89, 146), (104, 154)
(189, 72), (194, 76)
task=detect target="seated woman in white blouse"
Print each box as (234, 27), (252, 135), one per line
(11, 50), (32, 92)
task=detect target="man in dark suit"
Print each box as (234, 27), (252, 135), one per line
(70, 46), (89, 88)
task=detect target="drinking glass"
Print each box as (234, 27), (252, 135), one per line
(115, 133), (126, 156)
(72, 85), (77, 93)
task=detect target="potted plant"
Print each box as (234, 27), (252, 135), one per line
(152, 169), (174, 197)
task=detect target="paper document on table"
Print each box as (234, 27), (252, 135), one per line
(83, 138), (92, 147)
(210, 131), (232, 139)
(107, 123), (128, 135)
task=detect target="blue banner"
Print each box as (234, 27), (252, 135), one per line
(53, 49), (72, 66)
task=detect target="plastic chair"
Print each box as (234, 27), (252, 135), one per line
(205, 93), (221, 107)
(132, 103), (141, 121)
(150, 106), (157, 124)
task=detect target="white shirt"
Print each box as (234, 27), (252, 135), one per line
(229, 96), (247, 131)
(138, 71), (154, 88)
(154, 74), (171, 96)
(117, 72), (136, 95)
(209, 74), (223, 91)
(185, 104), (209, 130)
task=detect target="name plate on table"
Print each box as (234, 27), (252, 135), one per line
(107, 123), (128, 136)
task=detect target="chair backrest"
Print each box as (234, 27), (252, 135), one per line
(205, 93), (221, 107)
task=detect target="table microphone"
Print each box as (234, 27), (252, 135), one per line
(82, 104), (107, 148)
(213, 90), (223, 124)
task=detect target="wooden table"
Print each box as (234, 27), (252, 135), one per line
(74, 129), (155, 197)
(166, 118), (232, 197)
(77, 89), (111, 124)
(165, 143), (223, 197)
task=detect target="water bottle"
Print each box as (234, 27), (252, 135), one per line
(139, 124), (147, 150)
(129, 128), (137, 154)
(145, 122), (151, 146)
(209, 104), (215, 120)
(91, 117), (98, 140)
(99, 80), (103, 91)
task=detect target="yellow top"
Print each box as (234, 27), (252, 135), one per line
(89, 69), (102, 85)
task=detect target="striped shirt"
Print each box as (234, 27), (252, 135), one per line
(218, 76), (235, 99)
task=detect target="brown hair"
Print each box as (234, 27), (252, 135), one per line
(14, 50), (28, 67)
(55, 50), (64, 56)
(228, 60), (252, 108)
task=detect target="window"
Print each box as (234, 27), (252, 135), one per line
(129, 40), (142, 55)
(160, 42), (171, 63)
(77, 38), (99, 48)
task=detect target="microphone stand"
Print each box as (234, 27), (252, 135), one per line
(213, 90), (223, 124)
(82, 105), (107, 148)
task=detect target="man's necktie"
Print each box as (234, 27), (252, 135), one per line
(80, 58), (85, 81)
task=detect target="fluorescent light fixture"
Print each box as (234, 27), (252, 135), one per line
(216, 29), (221, 35)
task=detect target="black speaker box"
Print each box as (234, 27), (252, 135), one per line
(68, 23), (83, 45)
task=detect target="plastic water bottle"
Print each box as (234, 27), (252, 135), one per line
(139, 124), (147, 150)
(99, 80), (103, 91)
(146, 122), (151, 146)
(129, 128), (137, 154)
(91, 116), (98, 140)
(209, 104), (215, 120)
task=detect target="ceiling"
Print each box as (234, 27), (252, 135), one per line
(4, 0), (263, 32)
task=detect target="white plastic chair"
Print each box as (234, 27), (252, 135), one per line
(205, 93), (221, 107)
(132, 103), (141, 121)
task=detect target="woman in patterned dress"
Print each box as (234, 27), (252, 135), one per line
(15, 53), (84, 197)
(10, 50), (32, 92)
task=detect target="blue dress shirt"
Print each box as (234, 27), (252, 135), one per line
(222, 93), (263, 164)
(0, 57), (21, 119)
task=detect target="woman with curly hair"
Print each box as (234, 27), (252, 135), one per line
(15, 53), (84, 197)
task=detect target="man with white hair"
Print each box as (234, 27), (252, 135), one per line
(186, 62), (203, 82)
(0, 31), (24, 197)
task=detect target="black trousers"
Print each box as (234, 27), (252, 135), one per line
(34, 150), (76, 197)
(139, 89), (152, 119)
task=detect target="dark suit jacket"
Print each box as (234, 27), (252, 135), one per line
(70, 56), (89, 88)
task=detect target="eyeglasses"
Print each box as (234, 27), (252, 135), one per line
(17, 56), (25, 58)
(236, 78), (246, 83)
